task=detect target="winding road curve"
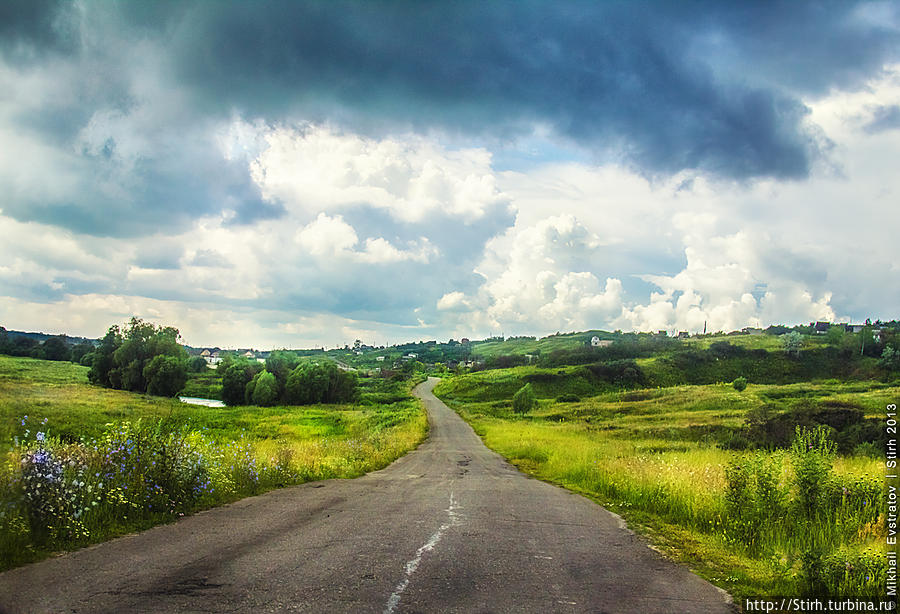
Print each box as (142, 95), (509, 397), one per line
(0, 378), (734, 613)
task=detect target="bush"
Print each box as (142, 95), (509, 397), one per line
(724, 453), (786, 555)
(512, 383), (537, 414)
(585, 360), (646, 387)
(733, 376), (748, 392)
(791, 425), (836, 518)
(556, 393), (580, 402)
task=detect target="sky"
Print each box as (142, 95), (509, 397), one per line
(1, 1), (899, 349)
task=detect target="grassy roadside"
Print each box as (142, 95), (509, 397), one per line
(435, 376), (890, 601)
(0, 356), (428, 570)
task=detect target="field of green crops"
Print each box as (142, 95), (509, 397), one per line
(435, 375), (894, 600)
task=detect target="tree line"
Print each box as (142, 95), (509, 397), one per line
(218, 351), (358, 406)
(0, 328), (94, 364)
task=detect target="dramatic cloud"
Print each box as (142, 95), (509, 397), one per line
(0, 2), (898, 346)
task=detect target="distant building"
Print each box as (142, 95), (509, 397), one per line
(590, 336), (613, 348)
(375, 356), (386, 362)
(677, 332), (690, 339)
(741, 327), (764, 335)
(813, 322), (830, 334)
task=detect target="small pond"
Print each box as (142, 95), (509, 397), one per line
(178, 396), (226, 408)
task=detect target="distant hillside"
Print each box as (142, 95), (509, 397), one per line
(0, 327), (96, 346)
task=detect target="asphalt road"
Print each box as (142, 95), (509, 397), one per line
(0, 377), (734, 613)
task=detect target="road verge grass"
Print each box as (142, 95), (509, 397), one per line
(0, 357), (427, 570)
(435, 376), (890, 601)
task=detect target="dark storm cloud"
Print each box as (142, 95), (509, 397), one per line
(124, 0), (897, 180)
(0, 0), (76, 57)
(2, 0), (898, 241)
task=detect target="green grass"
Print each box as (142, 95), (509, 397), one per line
(435, 374), (892, 601)
(469, 332), (593, 357)
(0, 356), (427, 570)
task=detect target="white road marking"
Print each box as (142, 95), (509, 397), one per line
(384, 491), (461, 614)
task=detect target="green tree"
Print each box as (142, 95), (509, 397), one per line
(780, 331), (804, 358)
(143, 355), (189, 397)
(221, 359), (263, 406)
(41, 336), (71, 361)
(70, 341), (95, 364)
(189, 356), (208, 372)
(880, 345), (900, 371)
(9, 336), (39, 357)
(512, 383), (537, 414)
(88, 318), (187, 395)
(824, 325), (844, 346)
(222, 364), (248, 406)
(284, 362), (358, 405)
(89, 325), (122, 388)
(251, 370), (278, 406)
(265, 350), (300, 397)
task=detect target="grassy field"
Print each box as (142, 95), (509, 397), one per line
(435, 375), (892, 601)
(0, 356), (427, 570)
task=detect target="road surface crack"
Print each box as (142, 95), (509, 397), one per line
(383, 490), (462, 614)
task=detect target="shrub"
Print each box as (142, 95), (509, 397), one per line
(585, 360), (646, 387)
(724, 453), (786, 555)
(791, 425), (836, 519)
(556, 393), (580, 402)
(512, 383), (537, 414)
(732, 376), (748, 392)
